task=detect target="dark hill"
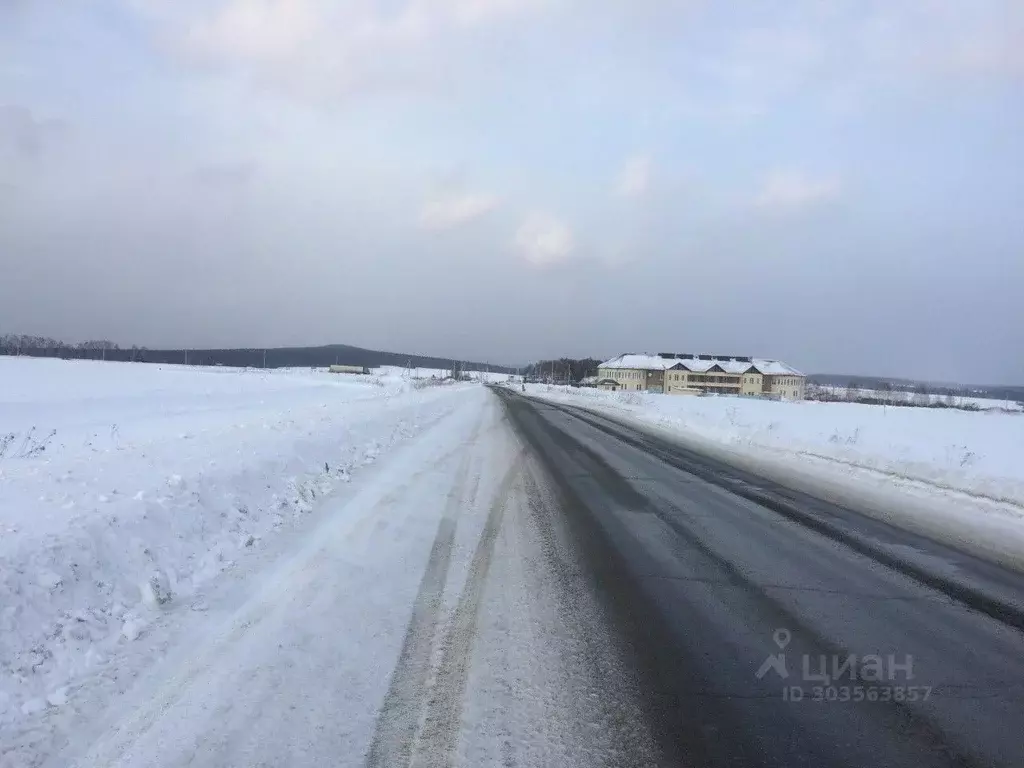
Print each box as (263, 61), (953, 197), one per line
(0, 339), (513, 373)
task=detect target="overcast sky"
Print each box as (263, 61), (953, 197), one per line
(2, 1), (1023, 382)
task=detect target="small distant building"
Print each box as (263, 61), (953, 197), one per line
(597, 353), (805, 400)
(329, 364), (370, 375)
(596, 378), (621, 391)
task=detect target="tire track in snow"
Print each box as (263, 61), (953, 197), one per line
(364, 413), (487, 768)
(410, 451), (525, 768)
(363, 515), (458, 768)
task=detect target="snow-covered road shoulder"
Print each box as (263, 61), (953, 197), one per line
(519, 385), (1024, 568)
(0, 357), (475, 760)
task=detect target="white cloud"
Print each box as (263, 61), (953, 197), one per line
(142, 0), (552, 101)
(514, 212), (574, 266)
(129, 1), (1024, 117)
(418, 192), (498, 231)
(616, 154), (652, 198)
(184, 0), (318, 63)
(755, 171), (841, 213)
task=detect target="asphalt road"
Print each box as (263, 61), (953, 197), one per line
(497, 389), (1024, 768)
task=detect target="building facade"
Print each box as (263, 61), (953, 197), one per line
(597, 353), (805, 400)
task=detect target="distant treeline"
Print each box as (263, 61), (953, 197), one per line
(808, 372), (1024, 404)
(522, 358), (602, 382)
(0, 334), (513, 374)
(806, 385), (984, 412)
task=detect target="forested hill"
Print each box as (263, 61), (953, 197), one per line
(0, 335), (512, 373)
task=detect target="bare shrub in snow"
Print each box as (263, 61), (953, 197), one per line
(828, 428), (859, 445)
(143, 572), (173, 607)
(1, 428), (57, 458)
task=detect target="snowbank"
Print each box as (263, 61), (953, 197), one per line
(0, 357), (473, 732)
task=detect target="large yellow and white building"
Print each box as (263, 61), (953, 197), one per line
(596, 353), (805, 400)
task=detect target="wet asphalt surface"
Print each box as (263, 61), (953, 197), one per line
(498, 389), (1024, 767)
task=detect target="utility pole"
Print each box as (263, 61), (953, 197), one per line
(263, 349), (267, 369)
(184, 349), (188, 366)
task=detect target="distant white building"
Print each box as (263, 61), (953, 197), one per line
(597, 353), (805, 400)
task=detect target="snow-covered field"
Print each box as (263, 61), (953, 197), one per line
(0, 357), (478, 760)
(522, 384), (1024, 565)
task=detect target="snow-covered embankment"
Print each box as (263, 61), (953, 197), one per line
(0, 358), (469, 733)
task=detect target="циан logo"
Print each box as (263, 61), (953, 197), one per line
(756, 628), (791, 680)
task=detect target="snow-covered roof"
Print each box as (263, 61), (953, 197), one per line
(599, 353), (803, 376)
